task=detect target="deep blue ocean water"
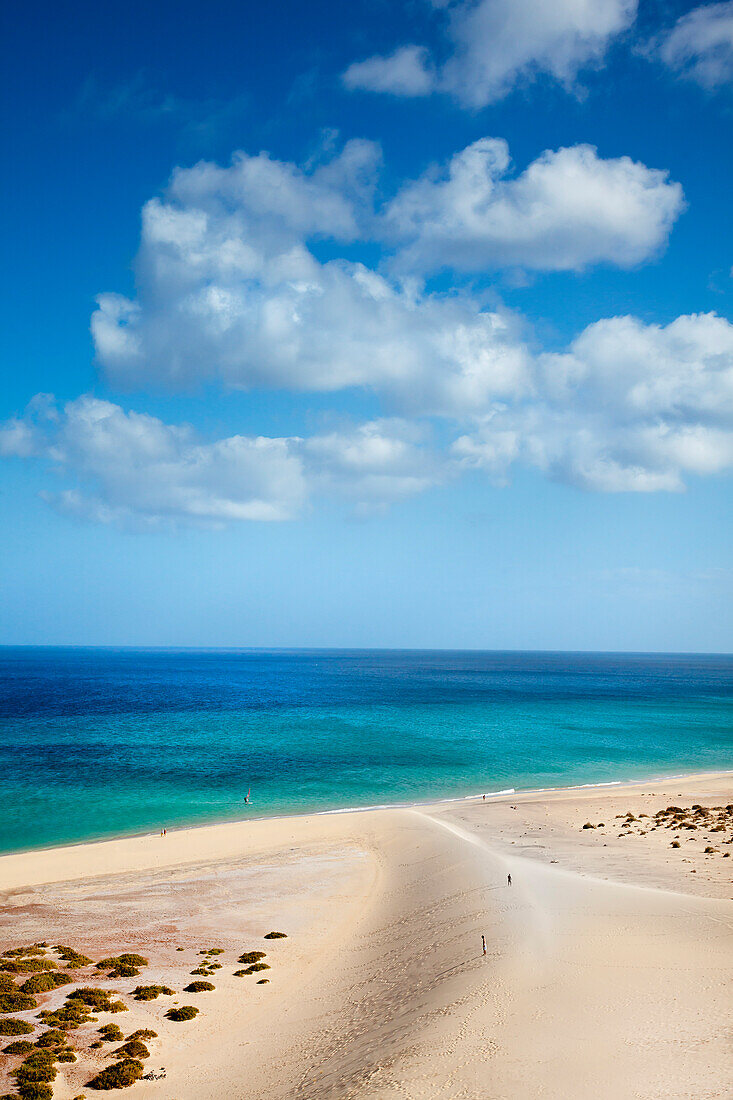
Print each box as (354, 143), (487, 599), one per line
(0, 647), (731, 854)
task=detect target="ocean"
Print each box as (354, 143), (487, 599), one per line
(0, 647), (731, 854)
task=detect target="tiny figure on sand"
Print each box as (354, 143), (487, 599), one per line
(507, 873), (512, 886)
(481, 934), (487, 956)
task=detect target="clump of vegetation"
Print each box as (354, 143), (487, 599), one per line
(3, 1040), (34, 1055)
(35, 1030), (67, 1049)
(97, 1024), (123, 1042)
(165, 1006), (198, 1022)
(198, 948), (223, 956)
(90, 1040), (103, 1049)
(671, 840), (681, 848)
(245, 963), (270, 974)
(67, 988), (127, 1013)
(131, 985), (174, 1001)
(189, 967), (210, 976)
(87, 1058), (144, 1090)
(126, 1029), (156, 1042)
(55, 947), (92, 970)
(56, 1049), (77, 1063)
(22, 1088), (55, 1100)
(0, 991), (37, 1013)
(176, 947), (184, 952)
(0, 960), (56, 974)
(237, 951), (266, 965)
(112, 1039), (149, 1060)
(0, 973), (18, 993)
(183, 981), (214, 993)
(0, 1019), (34, 1036)
(256, 979), (270, 985)
(208, 963), (222, 970)
(95, 954), (147, 974)
(20, 972), (71, 995)
(704, 846), (718, 854)
(11, 1049), (57, 1086)
(38, 999), (92, 1030)
(264, 932), (287, 939)
(95, 1020), (122, 1038)
(3, 948), (46, 959)
(18, 1086), (55, 1100)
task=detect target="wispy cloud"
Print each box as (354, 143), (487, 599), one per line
(343, 0), (637, 107)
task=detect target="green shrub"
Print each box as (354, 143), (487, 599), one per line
(112, 1040), (148, 1060)
(18, 1086), (54, 1100)
(55, 947), (92, 970)
(67, 988), (126, 1014)
(165, 1006), (198, 1022)
(95, 954), (147, 972)
(189, 968), (210, 976)
(20, 972), (71, 995)
(3, 1040), (34, 1055)
(105, 965), (139, 978)
(97, 1024), (123, 1042)
(264, 932), (287, 939)
(0, 1019), (34, 1035)
(0, 992), (36, 1012)
(67, 989), (113, 1010)
(56, 1049), (76, 1063)
(37, 999), (92, 1029)
(87, 1058), (144, 1090)
(34, 1030), (66, 1048)
(0, 961), (56, 974)
(0, 974), (18, 993)
(131, 985), (173, 1001)
(244, 963), (270, 974)
(256, 979), (270, 985)
(11, 1050), (57, 1084)
(237, 952), (266, 965)
(183, 982), (214, 993)
(90, 1040), (102, 1048)
(125, 1029), (156, 1041)
(208, 963), (222, 970)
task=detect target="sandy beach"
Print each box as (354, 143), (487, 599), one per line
(1, 771), (732, 1099)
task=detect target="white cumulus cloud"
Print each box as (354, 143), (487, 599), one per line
(1, 397), (444, 526)
(453, 312), (733, 491)
(343, 0), (637, 107)
(385, 138), (683, 273)
(91, 137), (682, 406)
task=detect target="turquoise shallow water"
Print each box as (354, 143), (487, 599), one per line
(1, 647), (731, 854)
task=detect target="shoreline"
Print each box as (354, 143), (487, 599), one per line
(3, 764), (732, 864)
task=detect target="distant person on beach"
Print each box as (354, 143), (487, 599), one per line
(483, 794), (486, 801)
(507, 873), (512, 886)
(481, 935), (487, 956)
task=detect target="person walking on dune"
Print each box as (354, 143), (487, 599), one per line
(481, 934), (487, 956)
(507, 873), (512, 886)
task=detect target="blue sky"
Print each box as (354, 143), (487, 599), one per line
(1, 0), (731, 649)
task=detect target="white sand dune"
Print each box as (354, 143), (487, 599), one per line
(1, 772), (731, 1099)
